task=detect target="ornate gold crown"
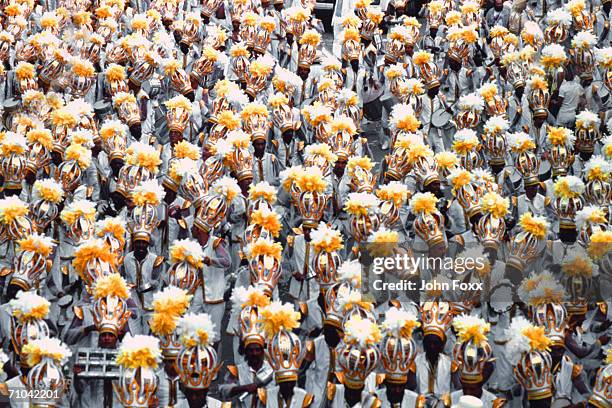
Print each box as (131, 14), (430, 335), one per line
(11, 234), (54, 291)
(92, 274), (131, 336)
(248, 238), (282, 297)
(420, 301), (452, 340)
(588, 363), (611, 408)
(452, 316), (492, 384)
(531, 303), (567, 347)
(337, 316), (381, 389)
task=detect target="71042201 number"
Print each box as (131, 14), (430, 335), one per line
(9, 389), (60, 400)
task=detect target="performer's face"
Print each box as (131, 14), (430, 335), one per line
(323, 325), (342, 348)
(170, 130), (183, 147)
(494, 0), (503, 10)
(333, 159), (347, 178)
(252, 139), (266, 157)
(164, 186), (177, 204)
(98, 332), (118, 348)
(244, 344), (264, 367)
(133, 239), (149, 258)
(384, 381), (406, 404)
(110, 158), (124, 178)
(423, 334), (444, 358)
(524, 184), (538, 199)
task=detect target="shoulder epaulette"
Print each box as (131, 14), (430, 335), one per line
(544, 197), (551, 206)
(375, 373), (385, 386)
(154, 256), (164, 267)
(226, 365), (238, 377)
(492, 398), (507, 408)
(511, 196), (518, 206)
(270, 139), (279, 149)
(299, 302), (308, 316)
(213, 237), (223, 248)
(258, 388), (267, 404)
(371, 397), (382, 408)
(73, 306), (84, 320)
(303, 393), (314, 408)
(326, 382), (336, 401)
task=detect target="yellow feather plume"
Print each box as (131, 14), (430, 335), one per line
(93, 273), (129, 300)
(259, 302), (301, 338)
(519, 213), (548, 239)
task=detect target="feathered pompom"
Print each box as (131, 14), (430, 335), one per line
(390, 104), (421, 132)
(562, 247), (598, 278)
(299, 29), (321, 46)
(480, 192), (509, 218)
(125, 142), (162, 173)
(132, 179), (165, 206)
(249, 54), (275, 77)
(95, 217), (127, 248)
(248, 182), (277, 204)
(173, 140), (199, 160)
(344, 192), (380, 216)
(343, 315), (381, 347)
(453, 314), (490, 346)
(572, 30), (596, 49)
(376, 182), (409, 207)
(72, 239), (117, 279)
(435, 151), (459, 170)
(447, 168), (472, 192)
(246, 237), (282, 261)
(17, 233), (55, 257)
(367, 227), (400, 257)
(170, 238), (204, 268)
(408, 192), (438, 215)
(452, 129), (479, 155)
(71, 58), (96, 78)
(149, 286), (193, 336)
(64, 142), (92, 169)
(250, 207), (281, 238)
(575, 206), (607, 231)
(587, 230), (612, 260)
(575, 110), (600, 130)
(0, 196), (29, 225)
(507, 132), (536, 153)
(60, 199), (95, 225)
(93, 273), (129, 300)
(458, 93), (485, 112)
(0, 131), (27, 156)
(177, 313), (219, 347)
(22, 337), (72, 367)
(115, 334), (162, 369)
(311, 222), (344, 253)
(294, 166), (327, 193)
(547, 126), (575, 147)
(413, 50), (432, 66)
(305, 143), (338, 164)
(382, 307), (420, 338)
(553, 176), (585, 199)
(9, 291), (50, 322)
(584, 156), (611, 182)
(505, 317), (551, 366)
(230, 286), (270, 315)
(484, 115), (509, 135)
(547, 9), (572, 27)
(519, 212), (549, 239)
(259, 301), (301, 338)
(164, 95), (192, 113)
(211, 176), (241, 204)
(15, 62), (35, 80)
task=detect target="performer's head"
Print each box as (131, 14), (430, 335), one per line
(333, 156), (347, 178)
(423, 333), (445, 359)
(98, 331), (118, 349)
(132, 237), (149, 259)
(494, 0), (504, 11)
(244, 342), (265, 369)
(448, 56), (462, 72)
(170, 130), (184, 147)
(252, 137), (266, 158)
(281, 129), (294, 144)
(427, 84), (440, 98)
(323, 323), (342, 348)
(110, 157), (124, 178)
(524, 182), (538, 200)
